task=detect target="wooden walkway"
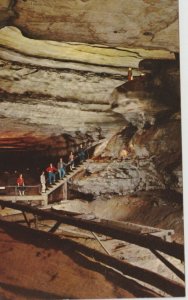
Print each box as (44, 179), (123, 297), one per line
(0, 139), (105, 206)
(46, 161), (88, 196)
(0, 160), (90, 206)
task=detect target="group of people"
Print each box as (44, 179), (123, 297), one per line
(16, 143), (134, 196)
(16, 145), (88, 195)
(42, 145), (87, 192)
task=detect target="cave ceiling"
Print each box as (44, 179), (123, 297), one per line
(0, 0), (179, 152)
(0, 0), (179, 51)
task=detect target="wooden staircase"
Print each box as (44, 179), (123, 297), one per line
(0, 160), (90, 206)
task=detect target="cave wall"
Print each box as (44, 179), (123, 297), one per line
(71, 62), (182, 198)
(0, 1), (182, 199)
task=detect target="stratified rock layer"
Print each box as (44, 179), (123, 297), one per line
(0, 0), (179, 51)
(0, 26), (175, 150)
(0, 21), (182, 197)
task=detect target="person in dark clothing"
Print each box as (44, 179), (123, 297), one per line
(78, 144), (86, 163)
(68, 151), (75, 171)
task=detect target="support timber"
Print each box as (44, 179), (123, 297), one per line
(0, 200), (184, 261)
(0, 218), (185, 297)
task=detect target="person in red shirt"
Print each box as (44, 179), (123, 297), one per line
(46, 163), (57, 185)
(16, 174), (25, 196)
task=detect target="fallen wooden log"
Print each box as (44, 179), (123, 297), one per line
(0, 200), (184, 261)
(0, 219), (185, 297)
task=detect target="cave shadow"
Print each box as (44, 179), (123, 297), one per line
(0, 219), (159, 298)
(0, 219), (184, 298)
(0, 281), (68, 299)
(62, 246), (161, 298)
(150, 249), (185, 281)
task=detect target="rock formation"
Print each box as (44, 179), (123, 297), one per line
(0, 0), (179, 51)
(0, 5), (182, 195)
(0, 1), (184, 298)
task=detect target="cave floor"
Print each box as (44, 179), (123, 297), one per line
(0, 219), (161, 300)
(0, 191), (185, 299)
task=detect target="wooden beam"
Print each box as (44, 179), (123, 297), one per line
(0, 195), (45, 202)
(91, 231), (111, 255)
(0, 200), (184, 261)
(22, 211), (30, 227)
(0, 219), (185, 297)
(48, 220), (62, 233)
(63, 181), (67, 200)
(68, 238), (185, 297)
(151, 249), (185, 281)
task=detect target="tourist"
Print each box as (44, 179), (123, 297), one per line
(119, 147), (128, 161)
(16, 174), (25, 196)
(68, 151), (75, 171)
(40, 171), (46, 193)
(77, 144), (86, 163)
(57, 158), (66, 180)
(46, 163), (57, 185)
(127, 67), (133, 81)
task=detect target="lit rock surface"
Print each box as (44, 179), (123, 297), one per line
(0, 6), (182, 197)
(0, 0), (179, 51)
(73, 159), (165, 197)
(0, 26), (175, 148)
(0, 26), (174, 67)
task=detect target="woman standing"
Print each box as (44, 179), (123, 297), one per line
(16, 174), (25, 196)
(40, 171), (46, 193)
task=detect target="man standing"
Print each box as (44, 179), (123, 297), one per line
(46, 163), (57, 185)
(57, 158), (66, 180)
(78, 144), (86, 163)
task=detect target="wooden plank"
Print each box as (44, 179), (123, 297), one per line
(46, 161), (89, 196)
(62, 181), (67, 200)
(151, 249), (185, 281)
(46, 180), (65, 195)
(74, 213), (96, 220)
(99, 219), (173, 234)
(0, 200), (184, 261)
(0, 195), (45, 201)
(57, 229), (96, 239)
(22, 211), (30, 227)
(50, 207), (83, 216)
(98, 219), (174, 241)
(91, 231), (111, 255)
(0, 218), (184, 297)
(48, 220), (62, 233)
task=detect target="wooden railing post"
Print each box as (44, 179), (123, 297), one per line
(63, 181), (67, 200)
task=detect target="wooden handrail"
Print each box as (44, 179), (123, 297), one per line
(5, 185), (41, 188)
